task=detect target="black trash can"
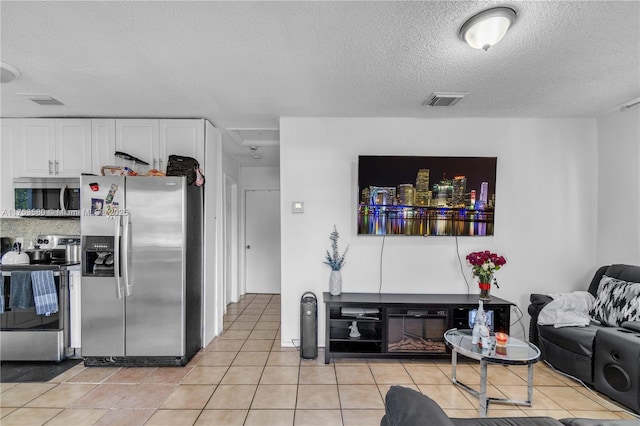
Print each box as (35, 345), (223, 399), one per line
(300, 291), (318, 359)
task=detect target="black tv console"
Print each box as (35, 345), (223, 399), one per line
(323, 292), (513, 364)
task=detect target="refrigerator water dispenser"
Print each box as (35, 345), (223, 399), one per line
(83, 236), (116, 277)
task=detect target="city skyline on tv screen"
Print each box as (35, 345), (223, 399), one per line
(357, 155), (497, 236)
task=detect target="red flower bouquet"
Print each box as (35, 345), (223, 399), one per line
(466, 250), (507, 300)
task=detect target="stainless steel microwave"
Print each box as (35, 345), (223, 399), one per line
(13, 178), (80, 216)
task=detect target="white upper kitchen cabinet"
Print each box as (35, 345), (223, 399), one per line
(15, 119), (55, 177)
(1, 119), (18, 215)
(11, 118), (205, 178)
(91, 119), (116, 174)
(114, 119), (205, 173)
(15, 119), (92, 177)
(56, 120), (93, 176)
(159, 119), (205, 170)
(115, 119), (158, 171)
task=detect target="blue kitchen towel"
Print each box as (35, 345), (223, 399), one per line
(9, 271), (34, 309)
(31, 270), (58, 316)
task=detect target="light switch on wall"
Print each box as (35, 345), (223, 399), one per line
(292, 201), (304, 213)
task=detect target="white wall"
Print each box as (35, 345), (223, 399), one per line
(203, 122), (224, 346)
(241, 166), (281, 188)
(221, 134), (241, 304)
(596, 108), (640, 264)
(0, 119), (17, 214)
(280, 117), (601, 346)
(222, 147), (241, 182)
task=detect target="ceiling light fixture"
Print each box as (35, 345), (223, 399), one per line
(620, 99), (640, 112)
(0, 61), (21, 83)
(249, 146), (262, 160)
(459, 7), (517, 51)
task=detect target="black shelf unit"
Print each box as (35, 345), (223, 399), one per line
(323, 292), (513, 364)
(327, 305), (383, 357)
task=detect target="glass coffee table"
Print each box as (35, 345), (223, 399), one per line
(444, 328), (541, 417)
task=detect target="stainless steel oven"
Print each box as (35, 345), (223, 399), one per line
(0, 265), (71, 361)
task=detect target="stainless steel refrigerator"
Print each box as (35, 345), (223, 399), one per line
(80, 176), (202, 366)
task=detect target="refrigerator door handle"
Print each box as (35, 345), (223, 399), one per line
(114, 214), (123, 299)
(122, 212), (132, 297)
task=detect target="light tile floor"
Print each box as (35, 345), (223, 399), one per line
(1, 293), (638, 425)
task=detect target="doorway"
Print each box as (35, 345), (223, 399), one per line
(245, 189), (281, 294)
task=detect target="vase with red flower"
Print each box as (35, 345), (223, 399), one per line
(466, 250), (507, 301)
(478, 277), (493, 301)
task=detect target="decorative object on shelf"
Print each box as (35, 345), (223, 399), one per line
(479, 278), (492, 301)
(466, 250), (507, 301)
(495, 332), (509, 355)
(329, 270), (342, 296)
(323, 225), (349, 296)
(471, 300), (491, 349)
(348, 321), (361, 338)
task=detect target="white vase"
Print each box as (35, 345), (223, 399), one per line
(329, 270), (342, 296)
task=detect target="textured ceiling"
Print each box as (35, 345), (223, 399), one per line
(1, 1), (639, 167)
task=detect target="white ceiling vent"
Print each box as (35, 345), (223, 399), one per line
(19, 94), (64, 106)
(423, 92), (468, 107)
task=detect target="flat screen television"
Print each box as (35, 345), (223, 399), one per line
(357, 155), (497, 236)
